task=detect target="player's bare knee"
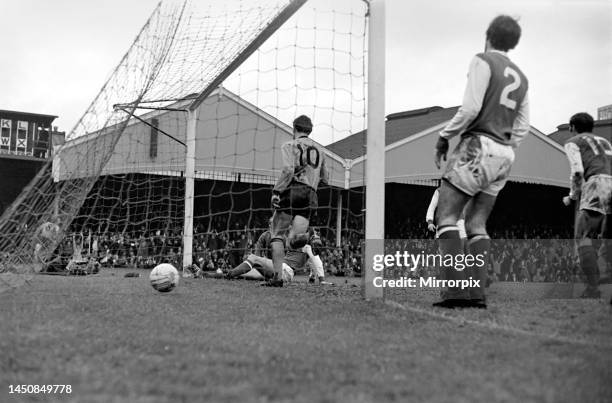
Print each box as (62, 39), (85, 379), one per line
(437, 217), (460, 228)
(465, 221), (487, 237)
(292, 215), (310, 232)
(272, 212), (292, 231)
(436, 201), (464, 226)
(465, 209), (490, 234)
(436, 182), (470, 221)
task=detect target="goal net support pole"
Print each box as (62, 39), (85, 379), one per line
(336, 191), (342, 247)
(364, 0), (385, 300)
(182, 108), (197, 273)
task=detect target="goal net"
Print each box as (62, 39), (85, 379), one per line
(0, 0), (368, 277)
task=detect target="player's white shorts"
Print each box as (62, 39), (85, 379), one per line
(443, 134), (514, 197)
(579, 174), (612, 214)
(241, 263), (294, 282)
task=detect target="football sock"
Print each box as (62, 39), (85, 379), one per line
(460, 238), (473, 297)
(227, 260), (252, 279)
(578, 245), (599, 288)
(437, 225), (468, 299)
(467, 234), (490, 300)
(271, 238), (285, 280)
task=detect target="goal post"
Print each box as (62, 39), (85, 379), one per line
(0, 0), (370, 286)
(364, 0), (385, 300)
(182, 107), (197, 273)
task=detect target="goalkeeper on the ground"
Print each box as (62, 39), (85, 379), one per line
(222, 226), (328, 284)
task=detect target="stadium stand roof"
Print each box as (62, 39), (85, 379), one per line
(53, 87), (349, 188)
(56, 97), (571, 190)
(548, 118), (612, 146)
(339, 106), (571, 189)
(327, 106), (459, 159)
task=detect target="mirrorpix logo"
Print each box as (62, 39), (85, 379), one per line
(371, 250), (486, 289)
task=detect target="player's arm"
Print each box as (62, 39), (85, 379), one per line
(440, 56), (490, 140)
(302, 244), (315, 258)
(425, 189), (439, 232)
(435, 56), (490, 168)
(509, 92), (530, 149)
(272, 142), (295, 195)
(563, 141), (584, 205)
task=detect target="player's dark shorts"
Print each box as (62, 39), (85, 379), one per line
(443, 134), (514, 197)
(575, 174), (612, 241)
(284, 250), (309, 271)
(277, 181), (318, 219)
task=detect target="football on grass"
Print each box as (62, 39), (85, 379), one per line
(149, 264), (179, 293)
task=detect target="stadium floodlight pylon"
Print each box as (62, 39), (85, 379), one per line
(0, 0), (369, 280)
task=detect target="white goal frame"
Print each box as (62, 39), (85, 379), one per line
(178, 0), (385, 302)
(364, 0), (385, 299)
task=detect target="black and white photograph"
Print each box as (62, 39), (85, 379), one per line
(0, 0), (611, 402)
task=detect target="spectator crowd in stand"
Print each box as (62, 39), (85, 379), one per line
(58, 211), (604, 284)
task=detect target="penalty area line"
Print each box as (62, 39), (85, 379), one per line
(385, 300), (612, 349)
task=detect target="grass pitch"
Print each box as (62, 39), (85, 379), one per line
(1, 269), (611, 403)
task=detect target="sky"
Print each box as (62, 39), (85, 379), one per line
(0, 0), (610, 139)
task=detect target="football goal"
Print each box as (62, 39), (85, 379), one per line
(0, 0), (385, 299)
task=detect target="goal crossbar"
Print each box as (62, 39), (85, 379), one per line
(188, 0), (308, 112)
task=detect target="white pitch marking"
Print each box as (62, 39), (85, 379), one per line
(385, 300), (612, 349)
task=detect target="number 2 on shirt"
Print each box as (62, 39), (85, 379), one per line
(499, 67), (521, 110)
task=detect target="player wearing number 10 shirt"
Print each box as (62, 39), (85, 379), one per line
(432, 15), (529, 309)
(265, 115), (328, 286)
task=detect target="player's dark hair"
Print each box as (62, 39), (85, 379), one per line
(486, 15), (521, 51)
(569, 113), (594, 133)
(293, 115), (313, 134)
